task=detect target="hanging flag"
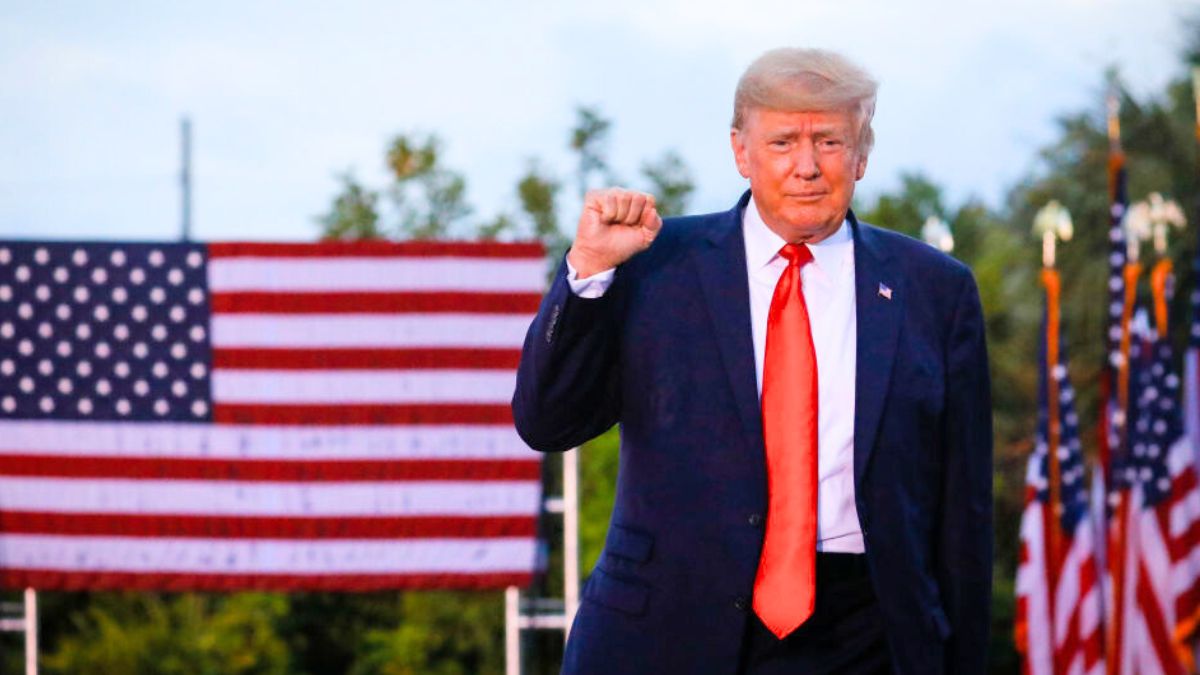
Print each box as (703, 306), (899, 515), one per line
(1016, 268), (1105, 675)
(1109, 296), (1200, 673)
(0, 240), (546, 591)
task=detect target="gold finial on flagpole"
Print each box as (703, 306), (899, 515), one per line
(1034, 200), (1073, 268)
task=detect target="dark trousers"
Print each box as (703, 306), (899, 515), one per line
(737, 553), (893, 675)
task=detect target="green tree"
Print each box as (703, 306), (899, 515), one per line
(318, 172), (383, 240)
(640, 150), (695, 217)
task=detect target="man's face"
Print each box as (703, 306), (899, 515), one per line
(730, 107), (868, 243)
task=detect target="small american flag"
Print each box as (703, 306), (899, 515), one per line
(1015, 279), (1105, 675)
(0, 239), (546, 591)
(1107, 307), (1200, 673)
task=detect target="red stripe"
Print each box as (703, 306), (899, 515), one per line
(213, 404), (513, 426)
(207, 241), (544, 259)
(0, 455), (539, 482)
(209, 291), (542, 315)
(0, 569), (535, 592)
(0, 512), (537, 540)
(212, 348), (521, 370)
(1136, 560), (1188, 675)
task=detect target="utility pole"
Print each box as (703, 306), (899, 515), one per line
(180, 117), (192, 241)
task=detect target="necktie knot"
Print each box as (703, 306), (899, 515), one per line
(779, 243), (814, 267)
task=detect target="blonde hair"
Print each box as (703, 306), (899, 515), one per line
(732, 48), (879, 154)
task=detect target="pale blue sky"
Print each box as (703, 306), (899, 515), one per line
(0, 1), (1191, 242)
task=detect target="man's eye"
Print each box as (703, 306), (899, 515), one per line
(769, 140), (790, 149)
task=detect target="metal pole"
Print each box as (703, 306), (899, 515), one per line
(180, 117), (192, 242)
(504, 586), (520, 675)
(563, 448), (580, 640)
(24, 588), (36, 675)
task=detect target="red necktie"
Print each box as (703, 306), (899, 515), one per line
(753, 243), (818, 639)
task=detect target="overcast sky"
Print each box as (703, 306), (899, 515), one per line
(0, 1), (1192, 243)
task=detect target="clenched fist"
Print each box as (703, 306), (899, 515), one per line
(566, 188), (663, 278)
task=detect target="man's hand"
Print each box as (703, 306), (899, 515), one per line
(567, 188), (663, 278)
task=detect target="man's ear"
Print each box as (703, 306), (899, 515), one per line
(730, 128), (751, 179)
(855, 153), (868, 181)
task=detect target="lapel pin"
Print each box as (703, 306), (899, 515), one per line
(878, 283), (893, 300)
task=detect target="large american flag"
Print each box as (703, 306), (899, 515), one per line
(1016, 273), (1105, 675)
(1107, 305), (1200, 674)
(0, 239), (546, 591)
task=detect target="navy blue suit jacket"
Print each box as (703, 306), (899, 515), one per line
(513, 192), (993, 674)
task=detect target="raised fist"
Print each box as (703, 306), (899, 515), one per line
(567, 188), (663, 278)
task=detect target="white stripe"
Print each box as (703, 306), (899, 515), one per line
(210, 369), (517, 405)
(1016, 497), (1054, 675)
(0, 478), (540, 516)
(0, 535), (538, 574)
(210, 314), (533, 348)
(208, 258), (546, 293)
(0, 421), (535, 460)
(1135, 488), (1175, 620)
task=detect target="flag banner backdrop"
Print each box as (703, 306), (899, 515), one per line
(1015, 273), (1104, 675)
(0, 240), (546, 591)
(1108, 308), (1200, 673)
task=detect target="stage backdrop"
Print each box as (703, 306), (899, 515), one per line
(0, 239), (546, 591)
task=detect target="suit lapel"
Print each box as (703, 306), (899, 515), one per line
(851, 213), (904, 488)
(691, 194), (765, 456)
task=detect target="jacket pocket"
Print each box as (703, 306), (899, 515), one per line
(584, 567), (650, 616)
(603, 523), (654, 563)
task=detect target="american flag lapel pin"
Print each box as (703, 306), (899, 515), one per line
(878, 282), (893, 300)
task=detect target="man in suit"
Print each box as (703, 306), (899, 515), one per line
(512, 47), (992, 674)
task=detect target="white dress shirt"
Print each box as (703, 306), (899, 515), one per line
(565, 196), (863, 553)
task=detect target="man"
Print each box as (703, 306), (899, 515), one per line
(513, 48), (992, 674)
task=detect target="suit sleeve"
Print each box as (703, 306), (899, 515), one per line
(511, 256), (622, 453)
(937, 271), (994, 673)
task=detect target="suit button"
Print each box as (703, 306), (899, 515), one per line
(748, 514), (763, 527)
(734, 596), (749, 611)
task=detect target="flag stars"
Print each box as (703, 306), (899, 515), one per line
(110, 250), (126, 267)
(130, 268), (146, 285)
(14, 265), (30, 282)
(72, 249), (87, 266)
(148, 250), (164, 267)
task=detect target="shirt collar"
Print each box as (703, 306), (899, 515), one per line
(743, 195), (853, 277)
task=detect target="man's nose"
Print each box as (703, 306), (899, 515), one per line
(791, 142), (820, 179)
